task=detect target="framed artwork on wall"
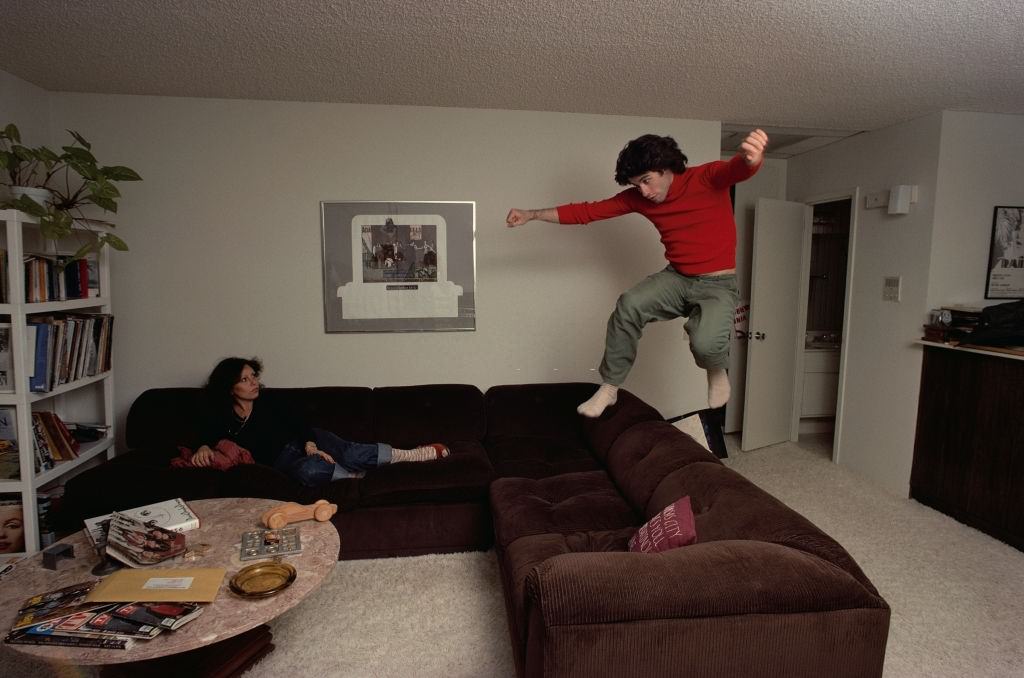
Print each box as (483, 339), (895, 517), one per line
(321, 201), (476, 332)
(985, 206), (1024, 299)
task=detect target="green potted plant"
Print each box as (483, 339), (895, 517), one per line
(0, 123), (141, 259)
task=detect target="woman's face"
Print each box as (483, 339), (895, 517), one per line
(232, 365), (261, 403)
(0, 505), (25, 553)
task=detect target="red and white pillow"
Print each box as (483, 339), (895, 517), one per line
(628, 496), (697, 553)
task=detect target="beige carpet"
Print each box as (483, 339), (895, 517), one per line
(3, 435), (1024, 677)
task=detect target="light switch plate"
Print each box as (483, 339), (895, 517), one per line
(883, 276), (901, 302)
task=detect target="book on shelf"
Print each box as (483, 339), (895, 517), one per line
(0, 408), (18, 480)
(21, 254), (96, 304)
(0, 324), (12, 393)
(0, 249), (8, 303)
(98, 512), (189, 567)
(30, 411), (80, 463)
(26, 312), (113, 393)
(30, 413), (56, 469)
(83, 497), (200, 551)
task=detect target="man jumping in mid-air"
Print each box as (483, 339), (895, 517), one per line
(507, 129), (768, 417)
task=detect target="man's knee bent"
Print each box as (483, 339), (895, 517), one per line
(689, 331), (732, 369)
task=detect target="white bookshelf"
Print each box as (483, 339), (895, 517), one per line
(0, 208), (115, 557)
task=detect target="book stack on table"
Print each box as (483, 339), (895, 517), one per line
(4, 581), (204, 649)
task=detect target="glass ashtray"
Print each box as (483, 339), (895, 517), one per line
(229, 561), (297, 598)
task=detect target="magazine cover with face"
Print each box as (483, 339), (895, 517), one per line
(105, 512), (187, 567)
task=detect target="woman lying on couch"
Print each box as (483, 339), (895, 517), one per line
(186, 356), (448, 486)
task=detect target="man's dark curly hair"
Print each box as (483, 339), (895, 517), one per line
(614, 134), (688, 185)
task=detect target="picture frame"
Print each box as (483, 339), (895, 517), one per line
(985, 206), (1024, 299)
(321, 201), (476, 332)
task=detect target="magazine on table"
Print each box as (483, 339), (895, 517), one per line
(11, 581), (107, 631)
(83, 497), (200, 551)
(4, 628), (130, 649)
(110, 601), (204, 630)
(104, 512), (188, 567)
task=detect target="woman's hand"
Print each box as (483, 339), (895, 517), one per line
(191, 445), (216, 467)
(305, 441), (335, 464)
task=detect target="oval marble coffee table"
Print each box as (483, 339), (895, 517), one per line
(0, 497), (339, 672)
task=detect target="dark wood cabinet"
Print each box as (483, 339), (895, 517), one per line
(911, 344), (1024, 552)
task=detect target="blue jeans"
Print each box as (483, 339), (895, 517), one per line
(273, 429), (393, 487)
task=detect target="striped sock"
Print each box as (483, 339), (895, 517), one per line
(391, 443), (450, 463)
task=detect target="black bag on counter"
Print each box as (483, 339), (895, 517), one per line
(968, 300), (1024, 346)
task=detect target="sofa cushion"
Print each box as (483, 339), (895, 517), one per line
(648, 461), (880, 595)
(490, 471), (638, 550)
(271, 387), (375, 442)
(485, 383), (594, 443)
(356, 441), (494, 507)
(485, 435), (601, 479)
(628, 496), (697, 553)
(500, 528), (634, 651)
(580, 389), (664, 462)
(125, 388), (208, 451)
(606, 420), (721, 514)
(372, 384), (486, 448)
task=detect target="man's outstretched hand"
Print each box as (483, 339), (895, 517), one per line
(506, 208), (532, 227)
(740, 129), (769, 167)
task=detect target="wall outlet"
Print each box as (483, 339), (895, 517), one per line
(883, 276), (901, 302)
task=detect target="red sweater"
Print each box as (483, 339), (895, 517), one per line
(556, 155), (760, 275)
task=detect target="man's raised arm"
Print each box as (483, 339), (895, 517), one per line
(506, 207), (561, 227)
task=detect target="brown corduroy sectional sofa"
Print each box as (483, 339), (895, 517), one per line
(61, 382), (890, 677)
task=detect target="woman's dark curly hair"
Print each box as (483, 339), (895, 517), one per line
(204, 356), (263, 411)
(614, 134), (688, 185)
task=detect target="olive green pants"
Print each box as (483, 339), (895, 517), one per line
(598, 267), (738, 385)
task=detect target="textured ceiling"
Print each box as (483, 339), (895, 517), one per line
(2, 1), (1023, 157)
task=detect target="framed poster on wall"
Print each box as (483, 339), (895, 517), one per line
(321, 201), (476, 332)
(985, 206), (1024, 299)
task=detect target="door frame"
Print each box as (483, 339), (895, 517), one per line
(796, 188), (860, 464)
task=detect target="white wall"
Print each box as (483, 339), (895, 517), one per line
(26, 92), (721, 437)
(787, 113), (943, 497)
(930, 111), (1024, 308)
(0, 70), (51, 151)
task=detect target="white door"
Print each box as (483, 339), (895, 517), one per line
(741, 198), (811, 451)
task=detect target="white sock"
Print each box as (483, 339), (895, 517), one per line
(707, 368), (730, 408)
(577, 384), (619, 418)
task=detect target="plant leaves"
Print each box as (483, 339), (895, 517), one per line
(89, 195), (118, 213)
(11, 195), (48, 217)
(70, 241), (99, 261)
(101, 233), (129, 251)
(3, 124), (21, 142)
(67, 130), (91, 150)
(100, 165), (142, 181)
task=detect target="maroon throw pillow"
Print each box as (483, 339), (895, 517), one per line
(628, 496), (697, 553)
